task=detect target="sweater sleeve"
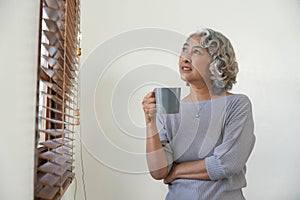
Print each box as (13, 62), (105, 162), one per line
(205, 95), (256, 180)
(156, 114), (174, 174)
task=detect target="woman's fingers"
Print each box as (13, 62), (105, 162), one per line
(148, 107), (157, 114)
(144, 103), (157, 115)
(147, 91), (155, 98)
(142, 91), (157, 124)
(143, 97), (156, 105)
(163, 175), (172, 184)
(142, 92), (156, 109)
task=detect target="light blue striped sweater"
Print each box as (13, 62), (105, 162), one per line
(156, 94), (255, 200)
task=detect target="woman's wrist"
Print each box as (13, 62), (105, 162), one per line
(146, 121), (158, 137)
(172, 163), (179, 178)
(144, 112), (156, 124)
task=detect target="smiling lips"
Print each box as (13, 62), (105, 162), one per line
(181, 66), (192, 71)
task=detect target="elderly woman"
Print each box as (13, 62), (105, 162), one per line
(142, 28), (255, 200)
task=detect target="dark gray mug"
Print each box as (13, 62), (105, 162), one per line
(154, 87), (181, 114)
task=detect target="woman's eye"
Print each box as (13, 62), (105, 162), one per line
(182, 47), (188, 53)
(193, 49), (202, 54)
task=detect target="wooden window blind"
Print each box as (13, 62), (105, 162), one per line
(34, 0), (81, 199)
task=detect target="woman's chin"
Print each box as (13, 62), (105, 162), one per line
(180, 75), (189, 82)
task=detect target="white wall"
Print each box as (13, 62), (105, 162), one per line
(0, 0), (39, 199)
(78, 0), (300, 200)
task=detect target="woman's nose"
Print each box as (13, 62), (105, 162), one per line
(182, 56), (192, 64)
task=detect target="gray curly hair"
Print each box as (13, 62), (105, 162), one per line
(188, 28), (239, 95)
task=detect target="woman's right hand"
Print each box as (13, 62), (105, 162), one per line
(142, 91), (156, 125)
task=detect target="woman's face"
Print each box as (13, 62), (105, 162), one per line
(178, 34), (212, 86)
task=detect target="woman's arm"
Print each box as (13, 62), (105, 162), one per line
(146, 123), (169, 180)
(143, 92), (169, 180)
(164, 160), (210, 184)
(165, 95), (255, 184)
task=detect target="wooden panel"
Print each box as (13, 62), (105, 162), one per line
(54, 162), (71, 176)
(40, 91), (63, 104)
(39, 151), (61, 160)
(43, 6), (60, 21)
(38, 173), (60, 186)
(40, 66), (63, 82)
(44, 0), (60, 10)
(53, 137), (73, 143)
(55, 171), (74, 187)
(38, 162), (60, 174)
(43, 18), (63, 38)
(42, 81), (63, 93)
(52, 146), (72, 155)
(35, 185), (59, 200)
(53, 154), (71, 165)
(39, 129), (74, 137)
(43, 140), (62, 149)
(41, 117), (67, 125)
(42, 42), (61, 57)
(42, 55), (63, 69)
(42, 30), (63, 48)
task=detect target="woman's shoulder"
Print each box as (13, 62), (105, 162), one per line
(226, 93), (253, 114)
(228, 93), (252, 104)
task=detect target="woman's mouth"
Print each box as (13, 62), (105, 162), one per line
(181, 66), (192, 71)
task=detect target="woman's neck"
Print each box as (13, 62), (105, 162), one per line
(184, 83), (228, 102)
(189, 85), (211, 101)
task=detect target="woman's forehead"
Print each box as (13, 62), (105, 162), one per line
(186, 35), (201, 45)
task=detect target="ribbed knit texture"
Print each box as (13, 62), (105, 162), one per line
(156, 94), (255, 200)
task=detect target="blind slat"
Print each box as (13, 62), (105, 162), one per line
(43, 30), (64, 48)
(39, 105), (78, 118)
(54, 162), (72, 176)
(39, 151), (61, 160)
(39, 129), (74, 136)
(44, 0), (60, 10)
(53, 154), (71, 165)
(42, 140), (62, 149)
(54, 171), (74, 187)
(40, 65), (77, 90)
(52, 146), (72, 155)
(42, 42), (61, 57)
(42, 54), (77, 82)
(42, 55), (63, 70)
(39, 73), (78, 97)
(38, 173), (60, 187)
(41, 117), (73, 125)
(40, 66), (64, 82)
(41, 81), (63, 94)
(40, 91), (63, 104)
(43, 6), (60, 21)
(38, 162), (60, 174)
(43, 18), (63, 38)
(39, 90), (77, 109)
(53, 137), (73, 143)
(35, 185), (59, 199)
